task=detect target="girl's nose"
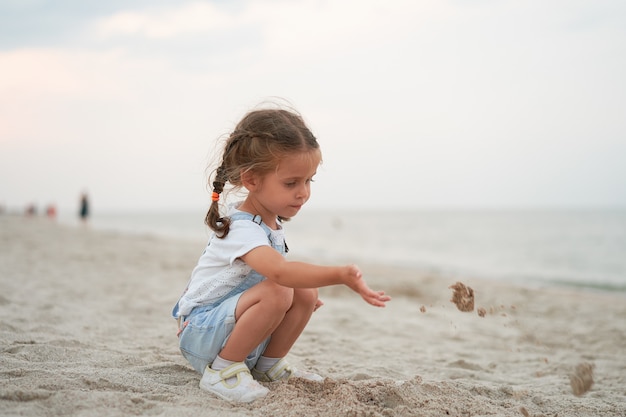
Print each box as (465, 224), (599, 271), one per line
(297, 184), (309, 200)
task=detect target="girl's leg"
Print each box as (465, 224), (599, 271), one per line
(262, 287), (318, 358)
(218, 280), (295, 362)
(218, 282), (318, 362)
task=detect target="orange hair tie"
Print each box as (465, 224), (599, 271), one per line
(211, 192), (220, 202)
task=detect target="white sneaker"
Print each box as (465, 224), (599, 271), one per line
(199, 362), (269, 403)
(251, 358), (324, 382)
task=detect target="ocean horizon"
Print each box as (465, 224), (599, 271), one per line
(51, 207), (626, 294)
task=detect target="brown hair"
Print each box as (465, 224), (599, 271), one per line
(205, 108), (320, 237)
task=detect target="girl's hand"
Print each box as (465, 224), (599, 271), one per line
(343, 264), (391, 307)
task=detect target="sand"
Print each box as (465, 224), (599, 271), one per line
(449, 282), (475, 313)
(1, 216), (626, 417)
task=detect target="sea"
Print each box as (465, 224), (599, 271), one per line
(58, 208), (626, 294)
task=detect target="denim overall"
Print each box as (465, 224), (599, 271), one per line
(172, 212), (287, 374)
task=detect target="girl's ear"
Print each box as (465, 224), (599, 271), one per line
(241, 170), (260, 191)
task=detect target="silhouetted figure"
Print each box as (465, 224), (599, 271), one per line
(79, 193), (89, 223)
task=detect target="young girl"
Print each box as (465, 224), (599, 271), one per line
(172, 107), (390, 403)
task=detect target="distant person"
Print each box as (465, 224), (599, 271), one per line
(171, 107), (390, 403)
(46, 204), (57, 220)
(25, 203), (37, 217)
(79, 193), (89, 223)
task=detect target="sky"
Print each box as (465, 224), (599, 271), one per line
(1, 0), (625, 214)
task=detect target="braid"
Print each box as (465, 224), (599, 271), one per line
(212, 165), (228, 195)
(204, 164), (231, 237)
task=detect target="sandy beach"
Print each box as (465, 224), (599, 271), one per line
(1, 215), (625, 417)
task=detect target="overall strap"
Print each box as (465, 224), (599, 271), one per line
(228, 211), (273, 240)
(229, 211), (289, 254)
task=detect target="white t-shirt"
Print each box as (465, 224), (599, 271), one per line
(175, 210), (285, 317)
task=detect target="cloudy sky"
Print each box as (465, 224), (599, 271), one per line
(1, 0), (625, 213)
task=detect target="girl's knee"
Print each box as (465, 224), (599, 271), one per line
(294, 288), (318, 307)
(265, 283), (294, 311)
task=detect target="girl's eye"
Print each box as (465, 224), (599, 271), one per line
(285, 178), (314, 187)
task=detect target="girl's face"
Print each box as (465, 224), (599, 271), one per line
(243, 150), (321, 226)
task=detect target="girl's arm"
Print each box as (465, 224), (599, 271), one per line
(241, 245), (390, 307)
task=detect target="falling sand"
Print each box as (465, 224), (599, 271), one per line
(449, 282), (475, 312)
(570, 363), (594, 396)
